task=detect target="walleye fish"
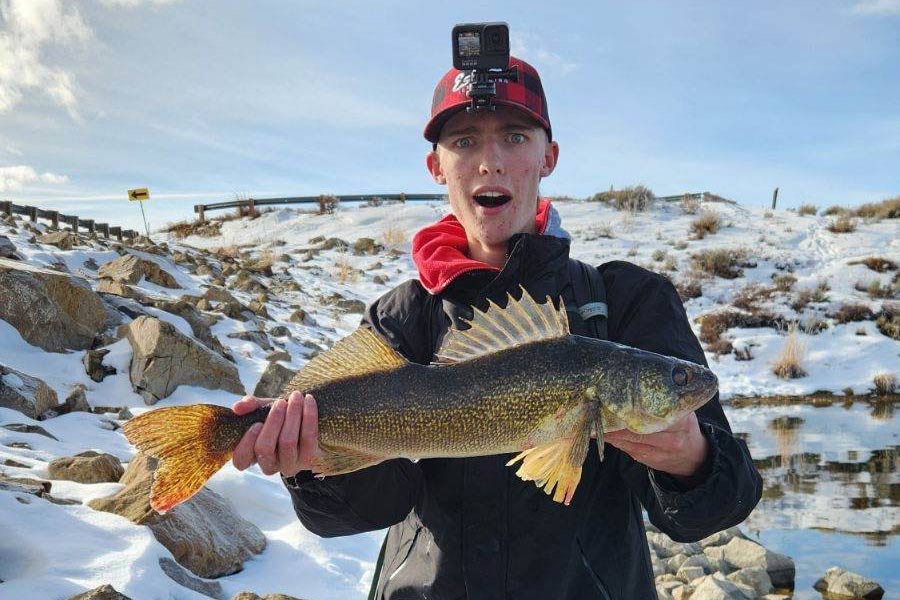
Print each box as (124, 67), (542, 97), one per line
(124, 288), (718, 513)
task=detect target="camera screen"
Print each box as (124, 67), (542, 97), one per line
(457, 32), (481, 57)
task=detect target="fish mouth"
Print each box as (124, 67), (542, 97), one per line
(472, 187), (513, 209)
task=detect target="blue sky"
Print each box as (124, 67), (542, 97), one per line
(1, 0), (899, 229)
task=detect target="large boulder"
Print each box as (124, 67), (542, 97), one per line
(38, 230), (76, 250)
(0, 364), (58, 419)
(0, 235), (18, 259)
(253, 362), (295, 398)
(89, 453), (266, 579)
(690, 573), (755, 600)
(814, 567), (884, 600)
(98, 254), (180, 289)
(0, 258), (108, 351)
(48, 451), (124, 484)
(65, 584), (132, 600)
(722, 537), (795, 590)
(122, 316), (243, 404)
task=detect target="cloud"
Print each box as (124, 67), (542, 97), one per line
(0, 165), (69, 192)
(851, 0), (900, 15)
(0, 0), (91, 117)
(510, 31), (578, 75)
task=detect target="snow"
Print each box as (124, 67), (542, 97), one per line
(0, 199), (897, 598)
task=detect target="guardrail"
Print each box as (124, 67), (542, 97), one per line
(193, 193), (446, 221)
(0, 200), (139, 241)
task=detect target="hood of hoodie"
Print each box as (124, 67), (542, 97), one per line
(412, 198), (569, 294)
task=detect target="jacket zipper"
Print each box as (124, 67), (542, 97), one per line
(576, 537), (612, 600)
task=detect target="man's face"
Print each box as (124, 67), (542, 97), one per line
(426, 105), (559, 254)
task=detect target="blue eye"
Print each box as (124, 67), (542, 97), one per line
(455, 137), (473, 148)
(508, 133), (526, 144)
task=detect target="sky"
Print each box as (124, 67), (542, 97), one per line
(1, 0), (899, 230)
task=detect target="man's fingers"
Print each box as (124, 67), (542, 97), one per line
(278, 393), (305, 471)
(232, 422), (264, 470)
(255, 398), (287, 475)
(298, 394), (319, 470)
(232, 396), (273, 416)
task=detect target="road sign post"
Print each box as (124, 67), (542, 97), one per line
(128, 187), (151, 238)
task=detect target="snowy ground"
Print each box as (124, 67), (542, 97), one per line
(0, 198), (897, 599)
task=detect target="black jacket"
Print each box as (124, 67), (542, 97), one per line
(283, 233), (762, 600)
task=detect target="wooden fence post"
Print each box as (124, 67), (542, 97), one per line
(71, 216), (79, 233)
(49, 211), (59, 229)
(0, 201), (10, 217)
(110, 226), (122, 241)
(248, 198), (256, 217)
(28, 206), (37, 222)
(98, 223), (109, 238)
(197, 206), (206, 223)
(772, 188), (779, 210)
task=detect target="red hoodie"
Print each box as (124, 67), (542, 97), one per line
(412, 199), (554, 294)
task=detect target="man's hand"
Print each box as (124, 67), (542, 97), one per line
(231, 391), (319, 478)
(605, 412), (709, 480)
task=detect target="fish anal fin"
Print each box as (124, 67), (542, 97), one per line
(435, 286), (569, 365)
(287, 328), (407, 392)
(507, 406), (592, 505)
(311, 443), (385, 477)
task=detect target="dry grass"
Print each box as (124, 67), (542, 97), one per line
(823, 205), (849, 216)
(318, 194), (340, 215)
(873, 373), (897, 396)
(680, 194), (701, 215)
(772, 273), (797, 292)
(652, 249), (667, 262)
(690, 211), (721, 239)
(732, 283), (776, 312)
(674, 277), (702, 302)
(691, 248), (746, 279)
(333, 252), (358, 284)
(381, 223), (408, 248)
(772, 324), (808, 379)
(876, 304), (899, 340)
(827, 215), (857, 233)
(854, 196), (899, 220)
(697, 309), (784, 347)
(590, 185), (655, 212)
(791, 280), (830, 311)
(799, 315), (829, 335)
(662, 255), (678, 272)
(849, 257), (898, 273)
(855, 280), (898, 300)
(832, 303), (875, 324)
(797, 204), (818, 216)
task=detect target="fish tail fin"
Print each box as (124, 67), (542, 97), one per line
(122, 404), (244, 513)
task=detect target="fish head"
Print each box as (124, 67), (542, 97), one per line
(579, 339), (718, 434)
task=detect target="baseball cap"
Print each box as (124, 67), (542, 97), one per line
(424, 56), (551, 144)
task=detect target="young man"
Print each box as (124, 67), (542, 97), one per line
(232, 57), (762, 599)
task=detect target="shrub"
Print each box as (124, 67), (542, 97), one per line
(827, 215), (857, 233)
(333, 252), (358, 283)
(772, 273), (797, 292)
(823, 205), (848, 216)
(592, 222), (614, 239)
(318, 194), (340, 215)
(690, 211), (721, 239)
(734, 345), (754, 361)
(675, 277), (702, 301)
(873, 373), (897, 396)
(680, 194), (701, 215)
(854, 196), (899, 220)
(849, 257), (898, 273)
(697, 309), (784, 346)
(590, 185), (655, 211)
(691, 248), (745, 279)
(797, 204), (818, 216)
(772, 325), (807, 379)
(832, 303), (875, 324)
(876, 305), (899, 340)
(855, 280), (898, 300)
(732, 283), (776, 312)
(791, 281), (830, 311)
(799, 315), (829, 335)
(663, 255), (678, 272)
(652, 249), (667, 262)
(381, 223), (407, 248)
(672, 240), (688, 250)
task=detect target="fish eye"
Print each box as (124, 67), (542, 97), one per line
(672, 367), (692, 386)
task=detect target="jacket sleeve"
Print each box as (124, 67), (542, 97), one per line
(281, 280), (430, 538)
(599, 261), (763, 542)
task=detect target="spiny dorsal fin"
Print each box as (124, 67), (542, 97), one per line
(434, 286), (569, 364)
(288, 328), (407, 391)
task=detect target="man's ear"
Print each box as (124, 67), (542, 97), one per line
(540, 140), (560, 178)
(426, 150), (447, 185)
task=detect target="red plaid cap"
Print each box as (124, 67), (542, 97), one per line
(424, 56), (551, 144)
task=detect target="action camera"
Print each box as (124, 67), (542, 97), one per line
(452, 22), (510, 71)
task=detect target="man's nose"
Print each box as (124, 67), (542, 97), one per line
(478, 139), (505, 175)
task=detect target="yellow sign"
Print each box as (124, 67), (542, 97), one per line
(128, 187), (150, 201)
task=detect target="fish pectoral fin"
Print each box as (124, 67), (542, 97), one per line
(507, 415), (592, 506)
(311, 443), (385, 477)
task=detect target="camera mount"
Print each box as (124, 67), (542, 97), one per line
(451, 22), (513, 113)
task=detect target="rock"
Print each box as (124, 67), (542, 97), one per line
(308, 235), (326, 245)
(352, 237), (381, 255)
(373, 274), (387, 285)
(65, 583), (132, 600)
(231, 593), (306, 600)
(122, 316), (244, 404)
(228, 330), (272, 351)
(150, 298), (231, 360)
(61, 384), (92, 414)
(247, 300), (269, 318)
(690, 573), (754, 600)
(0, 364), (59, 419)
(98, 254), (180, 289)
(38, 230), (76, 250)
(813, 567), (884, 600)
(667, 553), (690, 574)
(288, 308), (313, 325)
(699, 527), (743, 548)
(89, 453), (266, 578)
(722, 537), (795, 590)
(0, 235), (18, 258)
(253, 362), (295, 398)
(84, 348), (117, 382)
(232, 270), (267, 294)
(0, 258), (108, 351)
(727, 567), (774, 596)
(0, 473), (51, 497)
(196, 264), (214, 277)
(266, 350), (291, 363)
(322, 237), (348, 251)
(656, 585), (675, 600)
(96, 279), (143, 299)
(672, 585), (694, 600)
(83, 257), (100, 271)
(703, 546), (731, 574)
(48, 451), (124, 484)
(159, 557), (223, 599)
(3, 422), (58, 439)
(677, 565), (707, 584)
(268, 325), (291, 338)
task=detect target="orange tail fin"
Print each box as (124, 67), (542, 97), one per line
(122, 404), (255, 513)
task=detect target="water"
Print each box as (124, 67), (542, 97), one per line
(724, 399), (899, 598)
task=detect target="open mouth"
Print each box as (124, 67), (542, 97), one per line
(473, 192), (512, 208)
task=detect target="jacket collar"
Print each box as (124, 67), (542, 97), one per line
(412, 198), (569, 294)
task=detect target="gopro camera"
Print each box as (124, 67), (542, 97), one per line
(451, 22), (517, 113)
(452, 22), (510, 71)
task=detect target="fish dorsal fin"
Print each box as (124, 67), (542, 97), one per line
(435, 286), (570, 364)
(289, 328), (407, 391)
